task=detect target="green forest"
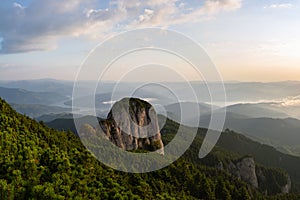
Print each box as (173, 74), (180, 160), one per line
(1, 98), (300, 199)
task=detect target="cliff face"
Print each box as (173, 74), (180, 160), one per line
(281, 176), (291, 194)
(217, 156), (291, 194)
(228, 156), (258, 188)
(99, 98), (164, 154)
(256, 164), (291, 195)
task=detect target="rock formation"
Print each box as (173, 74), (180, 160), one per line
(228, 156), (258, 188)
(281, 176), (291, 194)
(215, 155), (291, 194)
(99, 98), (164, 154)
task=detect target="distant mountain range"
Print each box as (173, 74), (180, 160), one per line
(46, 115), (96, 134)
(164, 102), (300, 157)
(1, 79), (300, 158)
(36, 113), (77, 122)
(226, 103), (289, 118)
(0, 87), (69, 105)
(10, 103), (72, 119)
(164, 102), (215, 126)
(0, 79), (74, 95)
(2, 79), (300, 103)
(220, 116), (300, 157)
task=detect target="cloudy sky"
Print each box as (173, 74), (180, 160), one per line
(0, 0), (299, 81)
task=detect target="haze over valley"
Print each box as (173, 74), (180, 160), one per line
(1, 79), (300, 158)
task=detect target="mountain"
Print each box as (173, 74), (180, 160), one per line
(2, 79), (300, 105)
(198, 111), (300, 157)
(0, 87), (69, 105)
(167, 81), (300, 103)
(222, 117), (300, 146)
(161, 117), (300, 194)
(0, 79), (74, 96)
(2, 97), (300, 198)
(214, 128), (300, 192)
(36, 113), (77, 123)
(219, 81), (300, 102)
(223, 101), (300, 120)
(0, 98), (267, 199)
(46, 103), (300, 195)
(195, 111), (300, 157)
(64, 93), (114, 116)
(67, 91), (177, 113)
(48, 98), (165, 153)
(10, 103), (72, 119)
(164, 101), (300, 157)
(164, 102), (216, 126)
(225, 103), (289, 119)
(222, 117), (300, 157)
(46, 115), (96, 135)
(98, 98), (164, 153)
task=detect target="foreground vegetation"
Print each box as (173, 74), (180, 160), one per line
(1, 98), (300, 199)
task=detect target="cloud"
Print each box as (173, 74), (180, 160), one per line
(0, 0), (117, 53)
(126, 0), (243, 27)
(279, 96), (300, 107)
(0, 0), (243, 54)
(264, 3), (293, 9)
(202, 0), (242, 13)
(0, 63), (18, 70)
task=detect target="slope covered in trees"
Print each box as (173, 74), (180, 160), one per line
(1, 98), (300, 199)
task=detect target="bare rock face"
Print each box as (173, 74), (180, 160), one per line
(236, 157), (258, 188)
(224, 156), (292, 194)
(99, 98), (164, 154)
(80, 123), (97, 137)
(281, 175), (291, 194)
(228, 156), (258, 188)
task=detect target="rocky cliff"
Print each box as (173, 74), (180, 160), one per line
(228, 156), (258, 188)
(98, 98), (164, 154)
(216, 155), (291, 194)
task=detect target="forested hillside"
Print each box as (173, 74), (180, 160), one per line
(1, 98), (300, 199)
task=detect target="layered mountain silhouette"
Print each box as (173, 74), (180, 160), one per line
(0, 87), (68, 105)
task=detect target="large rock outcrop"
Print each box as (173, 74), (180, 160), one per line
(215, 155), (291, 194)
(228, 156), (258, 188)
(99, 98), (164, 154)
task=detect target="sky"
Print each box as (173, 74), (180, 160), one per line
(0, 0), (299, 82)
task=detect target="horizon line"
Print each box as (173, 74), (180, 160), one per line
(1, 78), (300, 84)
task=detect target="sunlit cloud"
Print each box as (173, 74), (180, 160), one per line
(264, 3), (293, 9)
(279, 96), (300, 107)
(0, 0), (243, 54)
